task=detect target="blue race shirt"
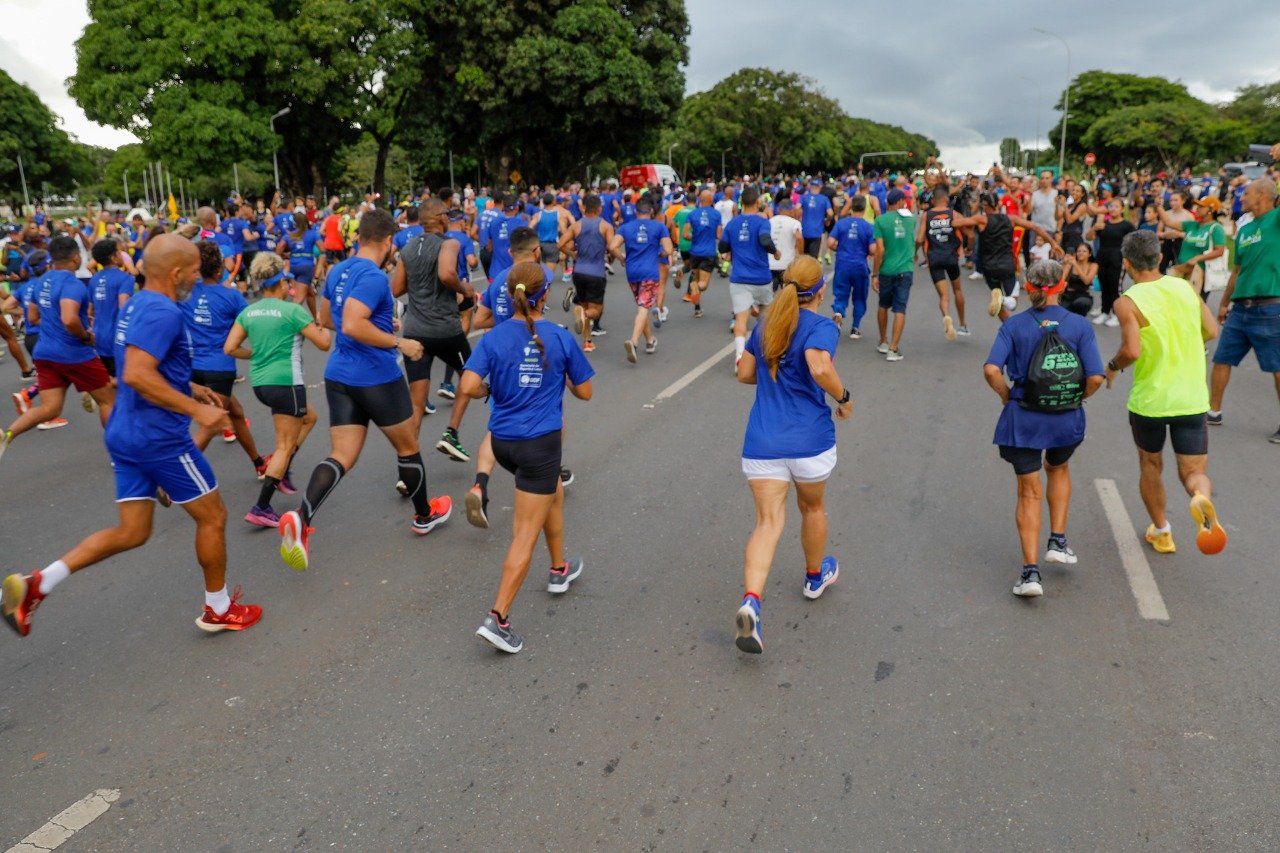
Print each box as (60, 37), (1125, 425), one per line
(487, 214), (524, 279)
(830, 217), (875, 269)
(221, 217), (246, 255)
(286, 231), (318, 282)
(870, 181), (889, 213)
(446, 230), (477, 282)
(566, 194), (583, 220)
(721, 214), (776, 285)
(742, 309), (839, 459)
(800, 192), (832, 238)
(619, 202), (637, 224)
(393, 224), (424, 250)
(985, 306), (1105, 449)
(14, 277), (39, 337)
(477, 208), (500, 247)
(483, 266), (552, 324)
(273, 212), (295, 243)
(464, 317), (594, 441)
(242, 221), (264, 252)
(617, 218), (668, 282)
(90, 267), (135, 356)
(105, 290), (196, 455)
(32, 270), (96, 364)
(687, 206), (722, 256)
(536, 210), (560, 242)
(179, 282), (247, 372)
(322, 256), (401, 386)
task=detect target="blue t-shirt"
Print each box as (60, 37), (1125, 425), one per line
(180, 282), (248, 373)
(619, 202), (638, 224)
(720, 214), (776, 285)
(830, 217), (875, 269)
(273, 212), (296, 243)
(483, 266), (552, 324)
(800, 192), (832, 238)
(446, 230), (477, 282)
(286, 230), (318, 281)
(985, 306), (1104, 449)
(566, 194), (583, 220)
(105, 290), (197, 455)
(742, 310), (839, 459)
(90, 267), (135, 357)
(687, 206), (722, 256)
(617, 218), (668, 283)
(476, 208), (501, 247)
(487, 214), (525, 279)
(393, 224), (424, 250)
(14, 277), (39, 336)
(242, 221), (264, 252)
(464, 317), (594, 441)
(33, 270), (96, 364)
(221, 217), (246, 255)
(322, 256), (401, 386)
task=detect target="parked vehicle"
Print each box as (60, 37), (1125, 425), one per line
(620, 163), (681, 190)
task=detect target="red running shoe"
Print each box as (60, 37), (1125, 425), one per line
(2, 571), (45, 637)
(412, 496), (453, 535)
(195, 585), (262, 633)
(279, 510), (312, 571)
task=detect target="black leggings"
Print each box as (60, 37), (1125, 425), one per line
(1063, 291), (1093, 316)
(1097, 255), (1124, 314)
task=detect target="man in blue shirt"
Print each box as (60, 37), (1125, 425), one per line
(485, 196), (526, 282)
(800, 178), (833, 259)
(683, 189), (722, 316)
(720, 186), (781, 364)
(278, 209), (452, 573)
(1, 234), (263, 638)
(827, 195), (877, 338)
(609, 197), (673, 364)
(394, 205), (425, 251)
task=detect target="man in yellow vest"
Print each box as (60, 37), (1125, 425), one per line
(1105, 229), (1228, 555)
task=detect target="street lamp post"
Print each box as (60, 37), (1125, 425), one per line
(270, 107), (292, 192)
(721, 147), (732, 183)
(668, 142), (678, 165)
(1035, 27), (1071, 176)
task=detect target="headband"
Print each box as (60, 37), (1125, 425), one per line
(783, 274), (826, 297)
(1026, 277), (1067, 296)
(261, 271), (293, 288)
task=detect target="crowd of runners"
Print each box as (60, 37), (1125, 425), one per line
(1, 154), (1278, 654)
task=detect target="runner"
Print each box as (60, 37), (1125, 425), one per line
(462, 261), (594, 654)
(484, 195), (526, 282)
(713, 188), (737, 278)
(392, 205), (424, 251)
(559, 194), (613, 353)
(914, 184), (969, 340)
(721, 187), (781, 366)
(769, 198), (804, 291)
(5, 251), (47, 415)
(871, 189), (916, 360)
(826, 195), (875, 338)
(1, 234), (262, 637)
(609, 197), (672, 364)
(1105, 230), (1227, 555)
(277, 209), (452, 571)
(89, 238), (135, 379)
(683, 189), (722, 319)
(969, 192), (1062, 324)
(732, 255), (851, 654)
(533, 192), (571, 280)
(800, 177), (832, 259)
(224, 253), (330, 527)
(277, 212), (320, 315)
(983, 259), (1105, 598)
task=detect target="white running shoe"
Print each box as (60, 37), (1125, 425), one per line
(885, 349), (904, 362)
(1104, 314), (1120, 328)
(876, 342), (890, 354)
(969, 271), (984, 280)
(1091, 312), (1108, 325)
(1003, 296), (1017, 313)
(1013, 569), (1043, 597)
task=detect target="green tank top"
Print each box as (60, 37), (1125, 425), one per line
(1124, 275), (1209, 417)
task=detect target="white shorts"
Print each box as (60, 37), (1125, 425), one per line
(730, 282), (774, 315)
(741, 446), (837, 483)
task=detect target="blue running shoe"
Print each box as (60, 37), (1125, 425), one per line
(734, 598), (763, 654)
(437, 382), (457, 400)
(802, 555), (839, 600)
(424, 399), (437, 415)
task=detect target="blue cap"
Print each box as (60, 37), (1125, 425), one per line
(886, 188), (906, 206)
(5, 223), (21, 233)
(808, 177), (822, 185)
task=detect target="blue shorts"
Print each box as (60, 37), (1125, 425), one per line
(877, 272), (912, 313)
(110, 444), (218, 504)
(1212, 302), (1280, 373)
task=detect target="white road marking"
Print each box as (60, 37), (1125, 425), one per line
(8, 788), (120, 853)
(1095, 478), (1170, 622)
(650, 342), (736, 404)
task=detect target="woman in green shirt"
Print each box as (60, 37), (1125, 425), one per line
(224, 253), (331, 527)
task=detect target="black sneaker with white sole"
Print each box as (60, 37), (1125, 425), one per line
(476, 613), (523, 653)
(559, 468), (574, 487)
(1044, 539), (1077, 564)
(1207, 411), (1223, 426)
(436, 428), (470, 461)
(1012, 568), (1043, 597)
(547, 556), (583, 594)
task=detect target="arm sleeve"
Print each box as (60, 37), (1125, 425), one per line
(757, 227), (777, 254)
(718, 237), (731, 254)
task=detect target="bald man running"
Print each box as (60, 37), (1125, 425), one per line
(2, 234), (263, 638)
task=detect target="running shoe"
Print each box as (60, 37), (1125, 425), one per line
(1044, 539), (1077, 564)
(1104, 314), (1120, 328)
(11, 388), (31, 415)
(476, 613), (523, 653)
(659, 306), (669, 323)
(1003, 296), (1017, 313)
(436, 428), (469, 461)
(943, 316), (956, 341)
(650, 306), (663, 329)
(464, 484), (489, 529)
(605, 262), (615, 276)
(234, 375), (246, 384)
(849, 327), (861, 340)
(1206, 411), (1223, 426)
(886, 349), (904, 362)
(1012, 568), (1043, 597)
(20, 368), (35, 380)
(424, 399), (436, 415)
(682, 292), (694, 303)
(1189, 493), (1227, 555)
(81, 391), (96, 412)
(0, 430), (11, 467)
(583, 341), (596, 353)
(37, 418), (68, 430)
(562, 285), (575, 312)
(437, 382), (457, 400)
(278, 474), (297, 495)
(244, 504), (281, 528)
(572, 305), (585, 335)
(1, 571), (44, 637)
(693, 307), (703, 318)
(645, 338), (657, 354)
(1144, 524), (1176, 554)
(624, 339), (637, 363)
(591, 323), (607, 337)
(802, 556), (839, 600)
(559, 468), (574, 487)
(1270, 425), (1280, 444)
(255, 454), (271, 479)
(968, 271), (983, 280)
(876, 342), (889, 354)
(956, 325), (972, 337)
(831, 313), (842, 330)
(195, 585), (262, 633)
(734, 599), (763, 654)
(279, 510), (313, 571)
(412, 496), (453, 535)
(547, 556), (584, 594)
(223, 428), (237, 443)
(987, 288), (1002, 317)
(1091, 312), (1108, 325)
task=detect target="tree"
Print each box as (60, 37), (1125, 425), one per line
(0, 69), (93, 202)
(1081, 101), (1251, 173)
(1047, 71), (1198, 160)
(1223, 81), (1280, 150)
(999, 137), (1022, 169)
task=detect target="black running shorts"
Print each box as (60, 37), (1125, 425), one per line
(688, 255), (716, 273)
(404, 333), (471, 384)
(929, 262), (961, 284)
(985, 268), (1017, 297)
(1128, 412), (1209, 456)
(999, 443), (1079, 475)
(492, 430), (562, 495)
(572, 273), (606, 305)
(190, 369), (236, 398)
(325, 377), (413, 428)
(254, 384), (307, 418)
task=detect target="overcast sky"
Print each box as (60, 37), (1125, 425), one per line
(4, 0), (1279, 172)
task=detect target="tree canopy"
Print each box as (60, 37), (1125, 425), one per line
(0, 69), (93, 201)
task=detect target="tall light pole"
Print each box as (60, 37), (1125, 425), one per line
(668, 142), (678, 165)
(270, 106), (291, 192)
(1035, 27), (1071, 176)
(721, 147), (732, 182)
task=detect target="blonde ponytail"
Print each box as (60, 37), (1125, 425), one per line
(762, 255), (822, 380)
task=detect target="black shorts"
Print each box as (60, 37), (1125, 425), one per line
(254, 384), (307, 418)
(999, 443), (1079, 475)
(98, 355), (116, 377)
(572, 273), (606, 305)
(929, 262), (961, 283)
(689, 255), (716, 273)
(804, 237), (823, 258)
(404, 333), (471, 383)
(540, 241), (560, 263)
(23, 332), (37, 357)
(325, 377), (413, 429)
(241, 250), (258, 278)
(190, 369), (236, 398)
(985, 268), (1017, 297)
(492, 430), (562, 495)
(324, 248), (346, 264)
(679, 250), (692, 262)
(1128, 412), (1209, 455)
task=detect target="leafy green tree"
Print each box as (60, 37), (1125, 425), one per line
(1081, 101), (1251, 173)
(0, 69), (93, 201)
(1047, 71), (1198, 159)
(999, 137), (1022, 169)
(1222, 81), (1280, 149)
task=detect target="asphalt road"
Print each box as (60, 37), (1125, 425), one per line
(2, 267), (1278, 851)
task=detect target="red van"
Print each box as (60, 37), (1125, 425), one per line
(619, 164), (681, 190)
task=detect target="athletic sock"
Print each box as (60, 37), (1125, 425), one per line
(742, 591), (761, 610)
(252, 456), (264, 470)
(1208, 409), (1221, 417)
(1049, 532), (1067, 547)
(1152, 522), (1171, 534)
(1022, 563), (1039, 576)
(300, 457), (346, 527)
(734, 335), (746, 360)
(257, 476), (280, 509)
(490, 608), (509, 627)
(38, 560), (70, 595)
(205, 586), (231, 616)
(397, 452), (430, 517)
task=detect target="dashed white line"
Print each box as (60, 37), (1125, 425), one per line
(1095, 478), (1170, 622)
(8, 788), (120, 853)
(650, 342), (736, 405)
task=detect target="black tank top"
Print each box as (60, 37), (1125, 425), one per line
(1066, 272), (1088, 293)
(924, 208), (958, 264)
(980, 214), (1014, 272)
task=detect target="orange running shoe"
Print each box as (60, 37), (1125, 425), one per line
(1190, 493), (1227, 555)
(2, 571), (45, 637)
(195, 585), (262, 633)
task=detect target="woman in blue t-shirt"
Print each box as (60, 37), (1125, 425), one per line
(460, 262), (595, 655)
(982, 259), (1105, 599)
(732, 255), (852, 655)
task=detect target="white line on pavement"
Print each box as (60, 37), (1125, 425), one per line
(8, 788), (120, 853)
(1095, 478), (1170, 622)
(649, 342), (736, 405)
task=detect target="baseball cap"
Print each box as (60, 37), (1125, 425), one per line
(1194, 196), (1222, 213)
(5, 223), (21, 233)
(886, 188), (905, 206)
(670, 191), (685, 203)
(447, 208), (466, 221)
(808, 177), (822, 185)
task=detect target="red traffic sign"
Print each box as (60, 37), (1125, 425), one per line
(1084, 152), (1096, 166)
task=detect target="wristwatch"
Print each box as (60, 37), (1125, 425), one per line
(836, 388), (851, 405)
(1107, 359), (1121, 372)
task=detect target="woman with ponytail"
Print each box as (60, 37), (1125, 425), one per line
(460, 261), (595, 654)
(732, 254), (852, 655)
